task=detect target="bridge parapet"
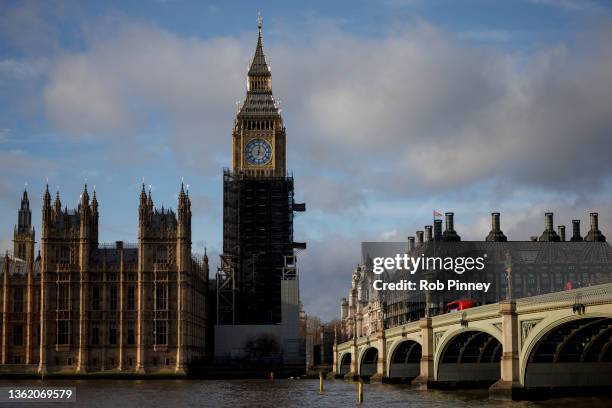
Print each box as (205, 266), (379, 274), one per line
(431, 303), (499, 328)
(515, 283), (612, 313)
(356, 334), (376, 348)
(384, 321), (420, 338)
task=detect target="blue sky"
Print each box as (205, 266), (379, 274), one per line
(1, 0), (612, 320)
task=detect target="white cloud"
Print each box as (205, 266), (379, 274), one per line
(381, 229), (399, 240)
(44, 23), (246, 136)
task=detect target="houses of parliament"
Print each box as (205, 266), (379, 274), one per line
(0, 16), (303, 375)
(0, 184), (209, 375)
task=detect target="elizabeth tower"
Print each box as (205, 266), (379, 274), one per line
(219, 17), (305, 325)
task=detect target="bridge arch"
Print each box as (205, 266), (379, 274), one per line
(436, 329), (502, 385)
(358, 347), (378, 379)
(387, 339), (422, 382)
(522, 315), (612, 388)
(338, 352), (352, 376)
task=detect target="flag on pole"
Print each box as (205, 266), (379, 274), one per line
(433, 210), (442, 218)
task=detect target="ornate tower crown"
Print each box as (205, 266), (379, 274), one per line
(232, 14), (286, 177)
(248, 14), (271, 81)
(239, 14), (279, 116)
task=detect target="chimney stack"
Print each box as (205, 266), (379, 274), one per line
(424, 226), (432, 242)
(408, 236), (415, 251)
(571, 219), (583, 241)
(545, 212), (553, 231)
(445, 212), (454, 232)
(585, 212), (606, 242)
(558, 225), (565, 242)
(433, 219), (443, 241)
(538, 212), (560, 242)
(416, 231), (424, 245)
(442, 212), (461, 241)
(486, 212), (507, 242)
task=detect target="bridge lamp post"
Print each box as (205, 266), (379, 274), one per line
(381, 300), (388, 330)
(504, 252), (513, 301)
(424, 266), (435, 317)
(572, 293), (585, 315)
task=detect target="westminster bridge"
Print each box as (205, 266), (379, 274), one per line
(333, 283), (612, 398)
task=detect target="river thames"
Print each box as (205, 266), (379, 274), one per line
(0, 379), (610, 407)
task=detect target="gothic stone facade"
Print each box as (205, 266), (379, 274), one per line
(0, 185), (208, 375)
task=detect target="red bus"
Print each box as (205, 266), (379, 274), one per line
(445, 299), (477, 313)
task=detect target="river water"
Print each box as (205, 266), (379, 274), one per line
(0, 379), (610, 408)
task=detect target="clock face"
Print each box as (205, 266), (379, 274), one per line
(245, 138), (272, 165)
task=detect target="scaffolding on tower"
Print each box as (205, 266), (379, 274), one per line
(217, 168), (306, 325)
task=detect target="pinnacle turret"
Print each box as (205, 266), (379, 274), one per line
(21, 188), (29, 209)
(178, 181), (186, 203)
(81, 184), (90, 206)
(14, 187), (35, 260)
(54, 191), (62, 214)
(139, 182), (147, 207)
(17, 187), (32, 233)
(42, 184), (52, 225)
(43, 184), (51, 207)
(92, 188), (98, 211)
(147, 187), (153, 210)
